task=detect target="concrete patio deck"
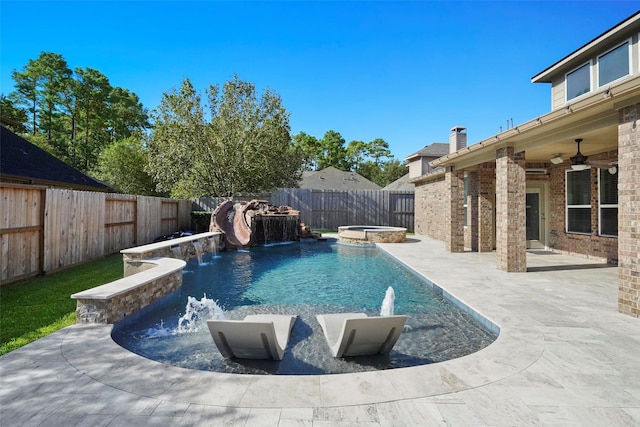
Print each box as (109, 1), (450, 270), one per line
(1, 236), (639, 426)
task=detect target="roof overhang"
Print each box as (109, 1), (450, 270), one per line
(532, 11), (640, 83)
(431, 76), (640, 170)
(1, 174), (114, 192)
(408, 169), (445, 185)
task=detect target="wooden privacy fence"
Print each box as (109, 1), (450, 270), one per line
(193, 189), (415, 232)
(270, 189), (414, 232)
(0, 184), (191, 284)
(191, 194), (272, 211)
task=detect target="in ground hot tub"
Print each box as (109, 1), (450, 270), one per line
(337, 225), (407, 245)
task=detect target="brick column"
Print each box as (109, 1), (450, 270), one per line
(445, 166), (465, 253)
(495, 147), (527, 272)
(478, 162), (495, 252)
(618, 102), (640, 318)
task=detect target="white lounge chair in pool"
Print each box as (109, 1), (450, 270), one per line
(207, 314), (297, 360)
(315, 312), (408, 357)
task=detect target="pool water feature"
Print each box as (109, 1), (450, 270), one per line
(112, 240), (497, 375)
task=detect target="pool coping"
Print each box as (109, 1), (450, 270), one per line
(57, 239), (543, 408)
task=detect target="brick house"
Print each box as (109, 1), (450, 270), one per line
(409, 12), (639, 318)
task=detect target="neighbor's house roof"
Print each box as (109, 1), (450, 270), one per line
(0, 126), (112, 191)
(382, 173), (414, 191)
(405, 143), (449, 161)
(299, 166), (381, 190)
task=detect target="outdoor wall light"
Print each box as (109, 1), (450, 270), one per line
(608, 165), (618, 175)
(550, 154), (564, 165)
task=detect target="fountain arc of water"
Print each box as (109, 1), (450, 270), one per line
(380, 286), (395, 317)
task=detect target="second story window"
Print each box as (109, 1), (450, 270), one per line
(566, 62), (591, 101)
(598, 40), (630, 87)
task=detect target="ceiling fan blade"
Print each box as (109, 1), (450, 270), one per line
(587, 160), (616, 168)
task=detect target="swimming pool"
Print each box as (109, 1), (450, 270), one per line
(112, 240), (497, 375)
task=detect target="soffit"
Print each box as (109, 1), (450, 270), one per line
(431, 78), (640, 169)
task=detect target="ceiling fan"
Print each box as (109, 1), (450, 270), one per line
(568, 138), (618, 172)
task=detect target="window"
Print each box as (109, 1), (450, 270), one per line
(599, 168), (618, 237)
(598, 41), (630, 87)
(463, 174), (468, 227)
(566, 62), (591, 101)
(566, 169), (591, 234)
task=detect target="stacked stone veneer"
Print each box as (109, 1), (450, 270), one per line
(73, 232), (224, 324)
(74, 266), (182, 324)
(618, 102), (639, 318)
(122, 232), (223, 275)
(337, 227), (406, 244)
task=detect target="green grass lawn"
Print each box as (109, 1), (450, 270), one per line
(0, 254), (123, 355)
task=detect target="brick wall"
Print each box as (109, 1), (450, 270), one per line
(618, 103), (639, 318)
(414, 174), (447, 241)
(547, 150), (618, 262)
(463, 163), (496, 251)
(445, 168), (465, 252)
(413, 150), (621, 271)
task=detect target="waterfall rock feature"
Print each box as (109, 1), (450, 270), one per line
(210, 199), (305, 249)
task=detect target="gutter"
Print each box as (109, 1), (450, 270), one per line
(430, 76), (640, 169)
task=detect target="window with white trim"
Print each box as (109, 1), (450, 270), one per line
(566, 62), (591, 101)
(599, 168), (618, 237)
(598, 40), (631, 87)
(463, 174), (468, 227)
(566, 168), (591, 234)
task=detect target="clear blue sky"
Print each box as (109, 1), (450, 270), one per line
(1, 1), (638, 160)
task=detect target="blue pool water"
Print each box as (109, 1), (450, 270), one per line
(112, 240), (497, 375)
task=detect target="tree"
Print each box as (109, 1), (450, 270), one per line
(108, 87), (150, 142)
(293, 131), (322, 170)
(346, 140), (368, 171)
(8, 52), (150, 174)
(148, 76), (302, 197)
(318, 130), (350, 171)
(74, 67), (112, 171)
(380, 158), (408, 186)
(11, 61), (39, 135)
(368, 138), (393, 166)
(10, 52), (72, 143)
(356, 159), (407, 188)
(0, 94), (28, 133)
(92, 137), (160, 196)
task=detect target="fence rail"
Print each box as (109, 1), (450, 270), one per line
(2, 185), (414, 284)
(271, 189), (415, 232)
(193, 189), (415, 232)
(1, 184), (191, 284)
(193, 188), (415, 232)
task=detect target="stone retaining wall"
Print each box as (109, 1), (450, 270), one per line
(72, 232), (224, 324)
(73, 263), (183, 324)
